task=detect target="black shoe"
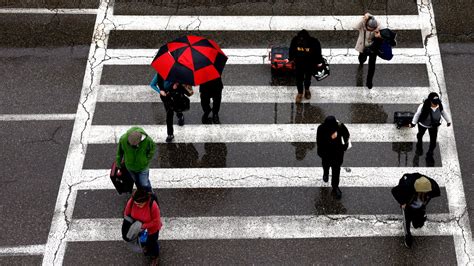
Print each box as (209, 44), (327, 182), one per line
(202, 113), (211, 124)
(333, 188), (342, 199)
(323, 175), (329, 183)
(366, 81), (373, 89)
(404, 234), (413, 248)
(165, 135), (174, 143)
(178, 116), (184, 126)
(212, 114), (220, 124)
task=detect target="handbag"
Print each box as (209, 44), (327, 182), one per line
(313, 57), (330, 81)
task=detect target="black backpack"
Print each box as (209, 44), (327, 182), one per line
(169, 90), (190, 112)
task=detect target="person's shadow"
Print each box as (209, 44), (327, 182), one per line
(158, 143), (199, 168)
(356, 64), (364, 87)
(314, 187), (347, 215)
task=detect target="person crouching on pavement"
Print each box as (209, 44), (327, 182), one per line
(124, 188), (162, 265)
(354, 12), (382, 89)
(116, 127), (156, 192)
(391, 173), (440, 248)
(316, 116), (350, 199)
(200, 77), (223, 124)
(150, 74), (194, 143)
(289, 29), (323, 103)
(410, 92), (452, 161)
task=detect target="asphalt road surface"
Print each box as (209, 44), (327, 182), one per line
(0, 0), (473, 265)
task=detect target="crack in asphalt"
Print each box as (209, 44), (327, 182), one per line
(23, 125), (62, 145)
(50, 0), (114, 264)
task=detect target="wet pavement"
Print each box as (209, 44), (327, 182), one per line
(0, 0), (473, 265)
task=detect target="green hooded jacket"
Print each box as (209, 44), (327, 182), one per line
(116, 127), (156, 172)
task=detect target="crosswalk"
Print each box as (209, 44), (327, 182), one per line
(29, 0), (473, 264)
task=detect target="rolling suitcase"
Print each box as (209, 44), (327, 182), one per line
(269, 46), (294, 73)
(394, 111), (414, 129)
(110, 161), (134, 194)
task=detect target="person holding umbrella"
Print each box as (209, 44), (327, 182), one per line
(200, 77), (224, 124)
(391, 173), (440, 248)
(150, 74), (192, 143)
(150, 35), (228, 139)
(316, 116), (351, 199)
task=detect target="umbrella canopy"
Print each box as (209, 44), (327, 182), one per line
(151, 35), (227, 86)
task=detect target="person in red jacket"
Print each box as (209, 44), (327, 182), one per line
(124, 189), (162, 263)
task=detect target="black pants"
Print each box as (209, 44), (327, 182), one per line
(160, 95), (183, 136)
(142, 231), (160, 257)
(404, 207), (426, 235)
(295, 66), (312, 94)
(322, 158), (341, 189)
(417, 124), (438, 154)
(200, 88), (222, 115)
(358, 52), (377, 85)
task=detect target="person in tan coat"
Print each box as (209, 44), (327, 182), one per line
(353, 13), (382, 89)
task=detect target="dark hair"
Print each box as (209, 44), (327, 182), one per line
(132, 188), (150, 203)
(419, 92), (443, 121)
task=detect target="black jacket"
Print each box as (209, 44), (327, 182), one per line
(199, 77), (223, 93)
(391, 173), (441, 205)
(289, 31), (323, 68)
(316, 116), (350, 163)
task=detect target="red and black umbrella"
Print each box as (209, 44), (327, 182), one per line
(151, 35), (227, 86)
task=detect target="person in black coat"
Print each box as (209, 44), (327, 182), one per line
(200, 77), (224, 124)
(289, 29), (324, 103)
(316, 116), (350, 199)
(391, 173), (441, 248)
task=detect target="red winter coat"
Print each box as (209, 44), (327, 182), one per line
(124, 198), (162, 235)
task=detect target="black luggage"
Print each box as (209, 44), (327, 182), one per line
(394, 112), (414, 129)
(110, 162), (134, 194)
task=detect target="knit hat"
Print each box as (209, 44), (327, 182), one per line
(324, 116), (339, 133)
(366, 17), (378, 30)
(127, 131), (142, 146)
(414, 176), (432, 192)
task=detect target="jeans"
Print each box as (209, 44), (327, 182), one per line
(417, 124), (438, 154)
(358, 52), (377, 85)
(128, 169), (152, 192)
(142, 231), (160, 257)
(322, 157), (341, 189)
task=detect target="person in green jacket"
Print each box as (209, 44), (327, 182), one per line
(116, 127), (156, 192)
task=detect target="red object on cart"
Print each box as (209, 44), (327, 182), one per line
(269, 46), (294, 72)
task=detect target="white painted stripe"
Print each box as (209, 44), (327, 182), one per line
(0, 244), (45, 256)
(104, 48), (427, 65)
(97, 85), (429, 104)
(42, 0), (114, 265)
(111, 15), (421, 31)
(0, 8), (97, 14)
(0, 113), (76, 121)
(87, 124), (439, 144)
(67, 214), (454, 242)
(79, 167), (446, 190)
(417, 0), (474, 264)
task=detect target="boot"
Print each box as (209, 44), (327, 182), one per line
(333, 187), (342, 199)
(404, 233), (413, 248)
(212, 113), (220, 124)
(322, 174), (329, 183)
(304, 89), (311, 100)
(201, 112), (211, 124)
(178, 116), (184, 126)
(165, 135), (174, 143)
(295, 93), (303, 103)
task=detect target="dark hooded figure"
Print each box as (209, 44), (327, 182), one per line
(289, 29), (324, 103)
(391, 173), (440, 248)
(411, 92), (452, 160)
(316, 116), (350, 199)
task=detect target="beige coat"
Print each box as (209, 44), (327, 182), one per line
(353, 14), (381, 53)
